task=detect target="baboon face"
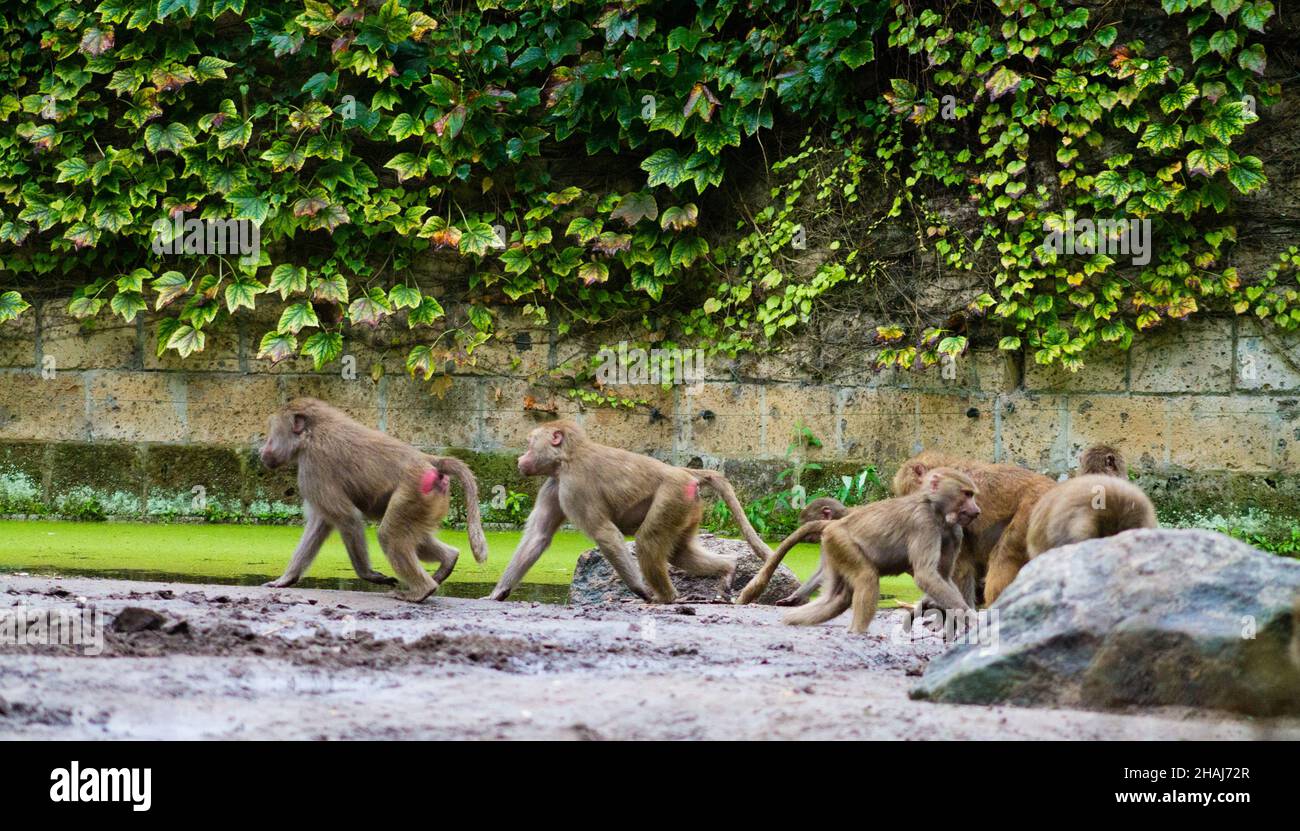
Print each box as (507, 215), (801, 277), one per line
(260, 408), (307, 469)
(927, 469), (981, 527)
(517, 425), (566, 476)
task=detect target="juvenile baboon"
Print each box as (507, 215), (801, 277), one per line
(486, 420), (773, 603)
(893, 452), (1055, 606)
(259, 397), (488, 602)
(782, 468), (981, 633)
(984, 444), (1154, 603)
(734, 497), (848, 606)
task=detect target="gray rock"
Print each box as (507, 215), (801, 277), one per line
(568, 533), (801, 606)
(911, 529), (1300, 716)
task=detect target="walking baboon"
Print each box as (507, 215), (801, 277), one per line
(486, 420), (773, 603)
(782, 468), (981, 633)
(737, 497), (848, 606)
(984, 445), (1154, 603)
(259, 397), (488, 602)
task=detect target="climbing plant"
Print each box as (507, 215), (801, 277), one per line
(0, 0), (1288, 377)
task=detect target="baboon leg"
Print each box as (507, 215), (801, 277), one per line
(337, 513), (398, 586)
(983, 541), (1029, 605)
(846, 566), (880, 634)
(589, 521), (655, 602)
(951, 556), (978, 607)
(417, 536), (460, 585)
(783, 571), (851, 627)
(377, 483), (439, 603)
(912, 567), (970, 616)
(671, 534), (736, 598)
(631, 486), (695, 603)
(775, 565), (822, 607)
(489, 477), (566, 601)
(266, 510), (332, 587)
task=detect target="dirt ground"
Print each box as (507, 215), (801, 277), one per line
(2, 574), (1296, 740)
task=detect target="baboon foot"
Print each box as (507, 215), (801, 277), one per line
(392, 583), (438, 603)
(263, 577), (297, 589)
(773, 593), (805, 607)
(361, 571), (398, 586)
(485, 587), (511, 601)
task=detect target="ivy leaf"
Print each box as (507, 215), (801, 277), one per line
(68, 295), (104, 319)
(0, 221), (32, 245)
(1159, 83), (1199, 114)
(215, 117), (253, 149)
(158, 0), (199, 19)
(660, 203), (699, 231)
(261, 141), (306, 172)
(257, 331), (297, 364)
(1210, 0), (1243, 18)
(1226, 155), (1266, 193)
(670, 237), (710, 267)
(225, 279), (264, 313)
(578, 262), (609, 285)
(152, 271), (190, 309)
(458, 221), (500, 256)
(384, 152), (428, 181)
(984, 66), (1022, 100)
(1187, 143), (1230, 176)
(1208, 29), (1238, 58)
(839, 39), (875, 69)
(347, 289), (393, 328)
(110, 290), (147, 322)
(408, 295), (445, 328)
(312, 274), (349, 304)
(610, 192), (658, 226)
(268, 264), (308, 299)
(143, 122), (195, 154)
(278, 301), (320, 334)
(998, 336), (1022, 351)
(194, 55), (235, 82)
(641, 148), (689, 187)
(166, 324), (205, 358)
(406, 344), (436, 380)
(1237, 43), (1266, 76)
(389, 284), (422, 309)
(1138, 121), (1183, 154)
(228, 189), (270, 224)
(388, 113), (424, 140)
(1240, 1), (1274, 31)
(64, 222), (100, 249)
(79, 27), (115, 56)
(1094, 170), (1134, 204)
(0, 291), (32, 323)
(300, 331), (343, 369)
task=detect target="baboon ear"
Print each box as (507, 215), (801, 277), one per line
(1107, 453), (1117, 469)
(912, 463), (928, 479)
(550, 429), (564, 447)
(292, 413), (307, 435)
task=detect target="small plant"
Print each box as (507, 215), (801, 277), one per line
(482, 489), (532, 527)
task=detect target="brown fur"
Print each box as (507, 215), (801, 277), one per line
(781, 468), (980, 633)
(259, 397), (487, 602)
(894, 452), (1055, 607)
(486, 420), (773, 603)
(1024, 475), (1157, 559)
(737, 497), (850, 606)
(985, 444), (1151, 604)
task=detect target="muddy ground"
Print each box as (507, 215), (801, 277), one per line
(2, 574), (1296, 740)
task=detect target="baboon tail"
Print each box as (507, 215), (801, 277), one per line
(782, 583), (850, 627)
(687, 468), (775, 562)
(736, 520), (829, 605)
(430, 455), (489, 564)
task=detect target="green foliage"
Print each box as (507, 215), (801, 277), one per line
(0, 0), (1287, 377)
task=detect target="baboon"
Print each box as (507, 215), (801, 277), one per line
(486, 420), (774, 603)
(782, 468), (981, 633)
(984, 445), (1154, 604)
(769, 497), (847, 606)
(893, 451), (1055, 606)
(259, 397), (488, 602)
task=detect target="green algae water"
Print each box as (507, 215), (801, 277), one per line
(0, 519), (920, 605)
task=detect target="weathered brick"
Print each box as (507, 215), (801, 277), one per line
(87, 371), (187, 442)
(1165, 396), (1276, 472)
(1066, 394), (1166, 471)
(582, 384), (677, 457)
(838, 388), (914, 465)
(997, 393), (1069, 473)
(0, 371), (87, 441)
(1024, 347), (1128, 392)
(144, 445), (245, 516)
(0, 311), (36, 368)
(683, 382), (763, 458)
(972, 349), (1016, 393)
(49, 442), (144, 516)
(915, 393), (998, 462)
(1235, 321), (1300, 393)
(41, 301), (138, 371)
(1129, 318), (1233, 393)
(187, 374), (280, 446)
(384, 374), (480, 449)
(764, 384), (838, 459)
(479, 378), (580, 451)
(276, 374), (382, 429)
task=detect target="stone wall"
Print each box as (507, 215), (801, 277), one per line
(1, 297), (1298, 523)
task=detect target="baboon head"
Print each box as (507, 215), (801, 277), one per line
(517, 420), (583, 476)
(1079, 444), (1126, 478)
(925, 467), (981, 527)
(260, 398), (318, 469)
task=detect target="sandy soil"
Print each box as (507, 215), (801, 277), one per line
(1, 574), (1295, 740)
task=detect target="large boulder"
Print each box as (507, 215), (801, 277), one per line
(912, 529), (1300, 716)
(568, 533), (801, 605)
